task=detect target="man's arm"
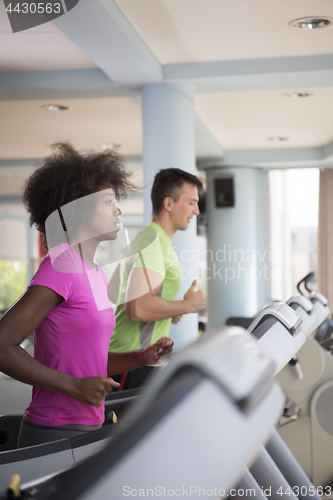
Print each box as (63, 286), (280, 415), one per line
(125, 268), (205, 323)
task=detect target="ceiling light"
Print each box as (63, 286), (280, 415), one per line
(41, 104), (71, 112)
(283, 91), (313, 99)
(102, 143), (114, 150)
(102, 143), (120, 150)
(289, 17), (332, 30)
(267, 137), (289, 143)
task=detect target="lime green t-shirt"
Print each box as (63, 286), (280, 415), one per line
(109, 222), (182, 353)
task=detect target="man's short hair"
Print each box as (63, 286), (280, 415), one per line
(151, 168), (203, 214)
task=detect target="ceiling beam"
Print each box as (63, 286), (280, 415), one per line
(0, 159), (41, 173)
(323, 140), (333, 160)
(0, 68), (127, 101)
(4, 144), (331, 171)
(52, 0), (162, 86)
(0, 69), (111, 88)
(0, 196), (25, 205)
(3, 53), (332, 101)
(0, 84), (140, 102)
(4, 142), (333, 172)
(0, 157), (144, 173)
(165, 54), (333, 94)
(209, 145), (333, 169)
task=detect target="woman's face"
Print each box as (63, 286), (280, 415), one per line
(86, 186), (122, 242)
(45, 186), (123, 250)
(48, 186), (123, 246)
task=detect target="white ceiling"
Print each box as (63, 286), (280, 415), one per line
(195, 87), (333, 150)
(0, 1), (96, 71)
(114, 0), (333, 63)
(0, 97), (142, 158)
(0, 0), (333, 183)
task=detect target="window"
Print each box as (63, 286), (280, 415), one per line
(0, 261), (27, 314)
(268, 168), (319, 301)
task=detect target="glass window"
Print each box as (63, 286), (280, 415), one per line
(0, 261), (27, 314)
(268, 168), (319, 301)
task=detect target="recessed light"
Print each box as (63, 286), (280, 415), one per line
(41, 104), (71, 112)
(102, 143), (120, 150)
(289, 17), (332, 30)
(267, 137), (289, 142)
(283, 91), (313, 99)
(102, 143), (114, 150)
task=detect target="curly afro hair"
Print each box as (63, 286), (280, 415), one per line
(23, 142), (136, 248)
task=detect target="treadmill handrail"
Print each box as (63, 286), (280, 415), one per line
(10, 328), (283, 500)
(0, 424), (116, 465)
(296, 271), (315, 296)
(308, 291), (329, 306)
(111, 328), (276, 437)
(286, 295), (315, 314)
(247, 302), (303, 337)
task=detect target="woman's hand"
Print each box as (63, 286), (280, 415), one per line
(107, 339), (174, 375)
(71, 376), (120, 407)
(141, 337), (174, 365)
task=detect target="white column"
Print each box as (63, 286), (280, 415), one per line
(204, 166), (268, 331)
(142, 82), (198, 350)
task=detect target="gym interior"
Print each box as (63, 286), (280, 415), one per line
(1, 1), (333, 499)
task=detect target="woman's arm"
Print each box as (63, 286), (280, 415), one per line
(107, 337), (173, 376)
(0, 286), (117, 406)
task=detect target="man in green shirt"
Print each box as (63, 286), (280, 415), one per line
(109, 168), (205, 389)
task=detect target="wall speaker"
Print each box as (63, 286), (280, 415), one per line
(214, 177), (235, 207)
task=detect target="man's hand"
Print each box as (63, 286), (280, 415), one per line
(172, 314), (183, 325)
(71, 376), (120, 407)
(184, 280), (205, 313)
(141, 337), (174, 365)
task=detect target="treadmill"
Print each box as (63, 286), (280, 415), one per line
(295, 272), (330, 338)
(232, 301), (321, 500)
(0, 387), (142, 453)
(275, 291), (333, 487)
(1, 326), (284, 500)
(247, 302), (305, 376)
(0, 388), (141, 489)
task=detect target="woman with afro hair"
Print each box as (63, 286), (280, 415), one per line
(0, 142), (173, 448)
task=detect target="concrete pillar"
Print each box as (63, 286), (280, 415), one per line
(204, 166), (268, 331)
(142, 82), (198, 350)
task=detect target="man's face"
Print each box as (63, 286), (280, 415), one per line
(169, 182), (200, 231)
